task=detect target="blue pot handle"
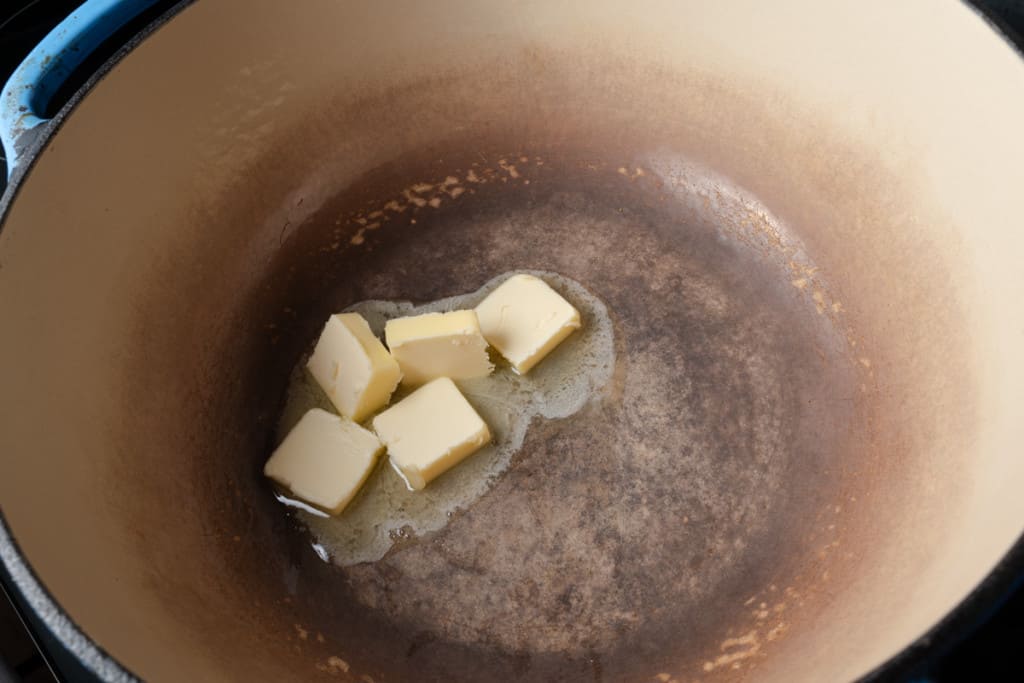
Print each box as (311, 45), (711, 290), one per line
(0, 0), (162, 178)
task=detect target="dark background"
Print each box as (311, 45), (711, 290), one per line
(0, 1), (1023, 681)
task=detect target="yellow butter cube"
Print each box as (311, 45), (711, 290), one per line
(264, 408), (383, 514)
(372, 377), (491, 490)
(384, 310), (493, 386)
(475, 274), (581, 374)
(307, 312), (402, 422)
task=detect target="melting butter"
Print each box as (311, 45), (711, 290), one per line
(276, 271), (615, 565)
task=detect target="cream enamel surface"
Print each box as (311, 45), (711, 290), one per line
(384, 310), (493, 385)
(475, 274), (581, 374)
(371, 378), (491, 491)
(306, 313), (401, 422)
(263, 409), (383, 514)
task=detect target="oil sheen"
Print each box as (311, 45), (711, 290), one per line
(275, 271), (615, 566)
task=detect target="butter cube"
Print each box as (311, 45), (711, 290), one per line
(475, 274), (581, 374)
(264, 408), (383, 514)
(307, 312), (402, 422)
(371, 377), (491, 490)
(384, 310), (493, 385)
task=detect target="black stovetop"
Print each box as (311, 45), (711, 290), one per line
(1, 1), (1023, 681)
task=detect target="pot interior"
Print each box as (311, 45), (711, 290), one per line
(2, 1), (1024, 681)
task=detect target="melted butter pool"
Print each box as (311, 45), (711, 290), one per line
(276, 271), (615, 565)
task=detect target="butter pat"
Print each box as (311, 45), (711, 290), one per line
(384, 310), (493, 385)
(372, 377), (491, 490)
(475, 274), (581, 374)
(264, 408), (383, 514)
(307, 312), (401, 422)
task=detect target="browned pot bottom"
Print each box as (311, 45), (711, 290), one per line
(163, 144), (867, 682)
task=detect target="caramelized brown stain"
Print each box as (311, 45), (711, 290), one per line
(112, 140), (872, 680)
